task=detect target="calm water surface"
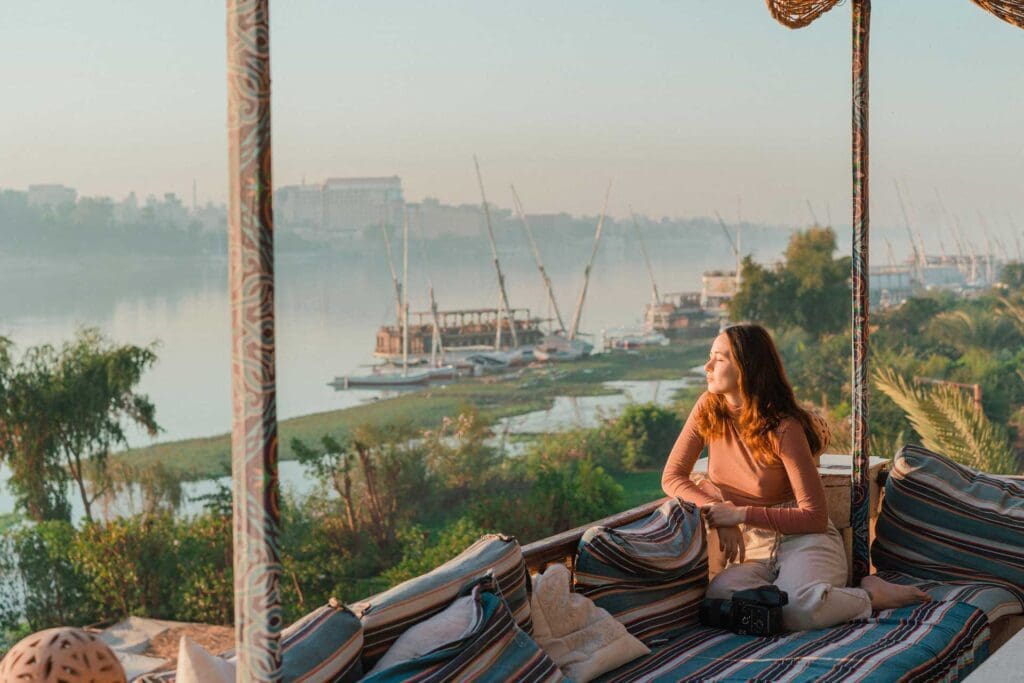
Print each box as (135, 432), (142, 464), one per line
(0, 243), (739, 518)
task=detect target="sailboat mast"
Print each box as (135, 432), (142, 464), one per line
(402, 210), (409, 376)
(473, 156), (518, 348)
(568, 181), (611, 340)
(414, 208), (445, 365)
(934, 187), (967, 272)
(894, 181), (924, 276)
(629, 208), (660, 305)
(511, 184), (566, 333)
(379, 217), (403, 327)
(978, 210), (995, 283)
(714, 211), (742, 287)
(1009, 213), (1022, 262)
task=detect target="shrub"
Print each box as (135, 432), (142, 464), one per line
(606, 403), (683, 470)
(381, 517), (491, 587)
(1, 521), (97, 631)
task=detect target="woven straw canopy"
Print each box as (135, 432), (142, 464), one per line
(972, 0), (1024, 28)
(0, 627), (126, 683)
(765, 0), (843, 28)
(766, 0), (1024, 30)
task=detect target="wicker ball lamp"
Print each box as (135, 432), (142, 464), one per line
(0, 627), (126, 683)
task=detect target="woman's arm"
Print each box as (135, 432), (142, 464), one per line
(743, 422), (829, 534)
(661, 393), (720, 507)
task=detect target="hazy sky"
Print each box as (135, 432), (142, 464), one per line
(1, 1), (1021, 243)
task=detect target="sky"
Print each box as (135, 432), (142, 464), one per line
(1, 1), (1021, 245)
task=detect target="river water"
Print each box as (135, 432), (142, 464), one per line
(0, 239), (749, 520)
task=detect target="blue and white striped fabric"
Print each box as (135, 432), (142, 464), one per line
(352, 534), (531, 670)
(593, 600), (990, 682)
(359, 575), (564, 683)
(875, 570), (1023, 623)
(133, 600), (363, 683)
(871, 444), (1024, 612)
(574, 498), (708, 646)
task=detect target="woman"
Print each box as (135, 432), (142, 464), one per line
(662, 323), (929, 631)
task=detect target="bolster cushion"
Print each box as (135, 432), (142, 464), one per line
(352, 534), (531, 670)
(872, 443), (1024, 609)
(574, 498), (708, 646)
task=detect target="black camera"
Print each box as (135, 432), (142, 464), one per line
(699, 585), (789, 636)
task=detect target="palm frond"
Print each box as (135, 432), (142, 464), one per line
(873, 367), (1016, 474)
(998, 295), (1024, 334)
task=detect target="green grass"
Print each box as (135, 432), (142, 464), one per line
(115, 342), (709, 481)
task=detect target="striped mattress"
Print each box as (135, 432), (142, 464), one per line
(593, 600), (989, 682)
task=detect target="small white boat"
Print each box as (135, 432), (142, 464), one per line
(334, 370), (432, 388)
(464, 352), (512, 369)
(533, 334), (592, 362)
(607, 331), (670, 350)
(425, 364), (460, 380)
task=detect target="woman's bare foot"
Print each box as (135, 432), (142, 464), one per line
(860, 574), (932, 610)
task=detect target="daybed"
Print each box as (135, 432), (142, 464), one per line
(138, 444), (1024, 682)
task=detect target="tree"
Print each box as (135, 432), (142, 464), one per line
(999, 262), (1024, 291)
(292, 421), (428, 558)
(0, 329), (160, 522)
(729, 227), (851, 337)
(873, 367), (1018, 474)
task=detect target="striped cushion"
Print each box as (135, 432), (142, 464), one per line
(278, 600), (363, 682)
(876, 570), (1023, 622)
(133, 600), (362, 683)
(352, 534), (531, 670)
(872, 444), (1024, 610)
(574, 498), (708, 646)
(593, 600), (990, 682)
(359, 575), (564, 683)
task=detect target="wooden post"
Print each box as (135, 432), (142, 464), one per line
(227, 0), (282, 679)
(850, 0), (871, 585)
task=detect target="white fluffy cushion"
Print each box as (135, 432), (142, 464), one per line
(175, 636), (234, 683)
(366, 595), (477, 676)
(531, 563), (649, 683)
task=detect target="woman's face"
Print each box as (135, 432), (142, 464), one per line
(704, 333), (741, 397)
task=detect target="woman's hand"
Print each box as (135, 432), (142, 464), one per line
(716, 526), (746, 564)
(701, 501), (748, 528)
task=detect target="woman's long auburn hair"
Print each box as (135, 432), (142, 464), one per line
(695, 323), (829, 466)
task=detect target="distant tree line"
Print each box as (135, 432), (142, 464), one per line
(0, 190), (319, 258)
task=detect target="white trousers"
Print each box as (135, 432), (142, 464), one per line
(705, 521), (872, 632)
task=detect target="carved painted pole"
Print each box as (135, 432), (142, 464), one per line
(227, 1), (282, 680)
(850, 0), (871, 584)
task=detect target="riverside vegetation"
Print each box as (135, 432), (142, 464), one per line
(1, 226), (1023, 652)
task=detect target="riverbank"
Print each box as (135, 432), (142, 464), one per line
(115, 342), (708, 481)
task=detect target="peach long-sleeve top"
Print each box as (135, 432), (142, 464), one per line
(661, 392), (829, 535)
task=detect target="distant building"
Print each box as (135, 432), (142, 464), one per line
(27, 184), (76, 208)
(701, 271), (738, 311)
(275, 184), (323, 229)
(275, 176), (405, 239)
(410, 197), (483, 238)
